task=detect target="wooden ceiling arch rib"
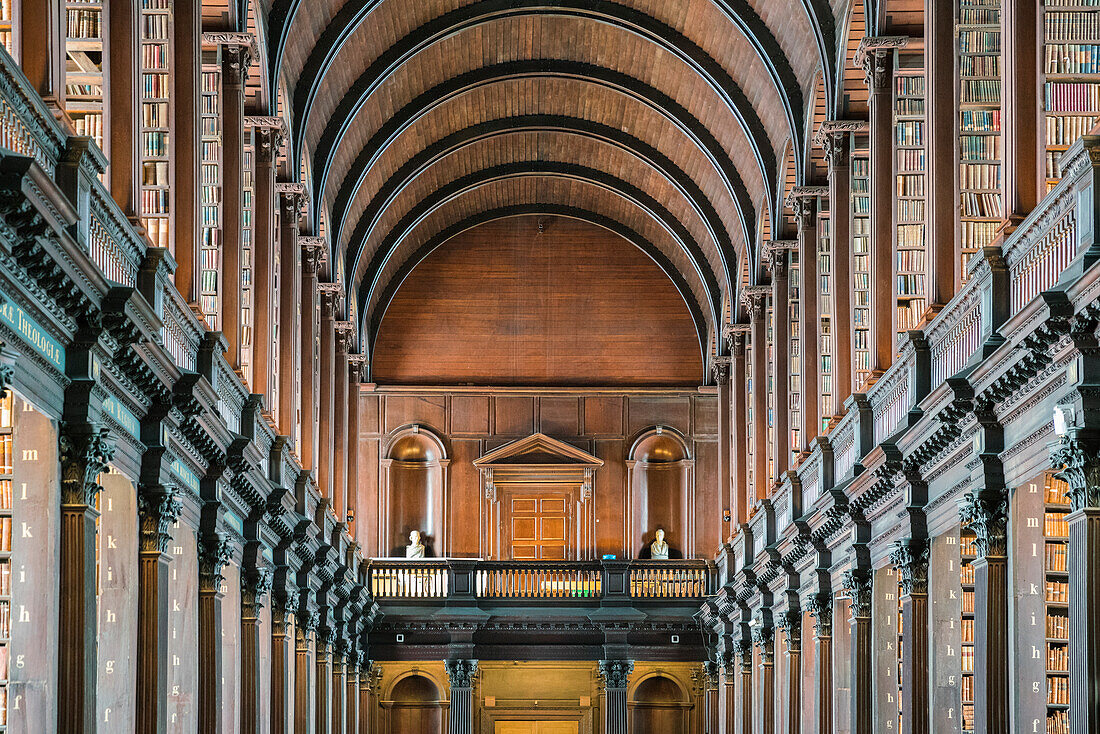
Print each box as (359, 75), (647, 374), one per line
(353, 163), (723, 337)
(316, 61), (756, 254)
(336, 118), (739, 302)
(286, 2), (781, 210)
(362, 206), (711, 379)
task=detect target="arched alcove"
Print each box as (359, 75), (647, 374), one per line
(629, 674), (690, 733)
(380, 425), (449, 556)
(627, 428), (694, 559)
(385, 674), (445, 734)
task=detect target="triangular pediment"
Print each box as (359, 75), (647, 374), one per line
(473, 433), (604, 467)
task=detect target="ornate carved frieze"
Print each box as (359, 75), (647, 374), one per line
(890, 537), (930, 597)
(137, 488), (183, 554)
(598, 659), (634, 689)
(253, 125), (285, 164)
(445, 659), (479, 688)
(959, 488), (1009, 557)
(59, 424), (114, 506)
(207, 34), (256, 85)
(841, 568), (872, 618)
(763, 240), (797, 277)
(198, 532), (233, 592)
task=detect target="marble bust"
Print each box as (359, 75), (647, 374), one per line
(650, 528), (669, 560)
(405, 529), (426, 558)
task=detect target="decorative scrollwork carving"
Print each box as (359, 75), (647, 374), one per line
(891, 538), (930, 597)
(1052, 432), (1100, 511)
(198, 533), (234, 592)
(958, 489), (1009, 558)
(841, 568), (873, 619)
(138, 488), (182, 554)
(445, 658), (479, 688)
(598, 659), (634, 689)
(59, 424), (114, 507)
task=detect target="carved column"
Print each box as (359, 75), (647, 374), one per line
(316, 624), (334, 734)
(925, 0), (959, 303)
(817, 124), (855, 411)
(807, 592), (833, 734)
(300, 240), (326, 472)
(1001, 0), (1043, 228)
(700, 661), (720, 734)
(347, 360), (362, 541)
(295, 609), (316, 734)
(779, 607), (802, 734)
(108, 0), (140, 217)
(198, 533), (233, 733)
(743, 286), (770, 502)
(172, 0), (201, 299)
(714, 357), (732, 538)
(598, 659), (632, 734)
(318, 285), (340, 498)
(891, 539), (930, 734)
(788, 190), (822, 446)
(278, 188), (305, 442)
(960, 487), (1010, 733)
(270, 585), (298, 734)
(843, 568), (873, 734)
(361, 661), (380, 734)
(251, 124), (282, 405)
(446, 659), (479, 734)
(735, 638), (753, 734)
(728, 326), (750, 527)
(333, 323), (352, 521)
(752, 622), (775, 734)
(240, 565), (272, 734)
(58, 426), (113, 734)
(858, 39), (903, 373)
(1052, 424), (1100, 734)
(218, 38), (253, 368)
(766, 242), (792, 479)
(20, 0), (64, 104)
(345, 651), (361, 734)
(137, 489), (183, 734)
(331, 642), (346, 734)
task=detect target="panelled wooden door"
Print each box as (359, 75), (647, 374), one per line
(508, 493), (569, 560)
(495, 721), (579, 734)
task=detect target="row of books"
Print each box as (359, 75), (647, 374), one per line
(895, 121), (924, 147)
(962, 220), (998, 248)
(960, 645), (975, 672)
(1047, 642), (1069, 672)
(0, 438), (9, 475)
(896, 274), (926, 293)
(1046, 580), (1069, 603)
(1047, 150), (1065, 179)
(960, 674), (974, 702)
(897, 300), (927, 331)
(896, 174), (925, 198)
(895, 98), (924, 117)
(961, 133), (1001, 160)
(962, 192), (1004, 218)
(1046, 511), (1069, 536)
(961, 562), (976, 585)
(1045, 11), (1100, 42)
(1046, 542), (1068, 572)
(1047, 613), (1069, 639)
(960, 163), (1001, 190)
(961, 109), (1001, 132)
(143, 131), (168, 157)
(0, 482), (10, 511)
(143, 215), (170, 249)
(0, 395), (10, 427)
(1046, 43), (1100, 74)
(141, 72), (169, 98)
(65, 83), (101, 98)
(961, 535), (979, 556)
(959, 6), (998, 25)
(66, 8), (101, 39)
(962, 80), (1001, 105)
(962, 589), (975, 614)
(1047, 0), (1100, 6)
(960, 55), (1000, 78)
(1046, 113), (1099, 145)
(72, 112), (103, 141)
(897, 199), (924, 221)
(1046, 479), (1071, 505)
(141, 161), (169, 187)
(897, 224), (924, 248)
(141, 14), (168, 38)
(896, 150), (924, 173)
(141, 43), (166, 69)
(141, 102), (168, 127)
(895, 76), (924, 97)
(1047, 711), (1069, 734)
(1048, 676), (1069, 705)
(959, 30), (1001, 55)
(0, 0), (11, 23)
(1045, 82), (1100, 112)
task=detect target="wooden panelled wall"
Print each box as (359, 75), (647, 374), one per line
(352, 388), (720, 560)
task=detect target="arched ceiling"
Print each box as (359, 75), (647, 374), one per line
(260, 0), (840, 377)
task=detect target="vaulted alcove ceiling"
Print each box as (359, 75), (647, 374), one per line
(262, 0), (839, 369)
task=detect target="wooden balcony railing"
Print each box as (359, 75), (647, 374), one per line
(367, 559), (716, 602)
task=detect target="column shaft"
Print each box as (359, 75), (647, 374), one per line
(604, 688), (626, 734)
(316, 639), (331, 734)
(716, 359), (731, 538)
(20, 0), (64, 102)
(899, 593), (929, 734)
(973, 556), (1009, 733)
(1001, 0), (1043, 223)
(171, 0), (201, 299)
(57, 504), (98, 733)
(865, 48), (895, 373)
(198, 582), (223, 733)
(219, 44), (249, 368)
(278, 194), (303, 441)
(252, 128), (279, 404)
(792, 196), (820, 444)
(347, 366), (361, 542)
(270, 604), (293, 734)
(318, 291), (337, 497)
(333, 331), (349, 520)
(300, 247), (323, 471)
(824, 131), (854, 410)
(1068, 508), (1100, 734)
(137, 490), (181, 734)
(746, 291), (769, 501)
(769, 248), (790, 478)
(925, 0), (959, 302)
(295, 625), (313, 734)
(815, 633), (833, 734)
(730, 330), (749, 525)
(739, 657), (753, 734)
(108, 0), (140, 217)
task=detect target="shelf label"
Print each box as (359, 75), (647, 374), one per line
(0, 295), (64, 371)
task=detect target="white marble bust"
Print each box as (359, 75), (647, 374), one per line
(405, 529), (426, 558)
(650, 528), (669, 560)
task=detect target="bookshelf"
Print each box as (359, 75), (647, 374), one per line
(746, 322), (754, 494)
(0, 0), (14, 56)
(818, 212), (833, 428)
(140, 0), (172, 250)
(766, 290), (775, 482)
(788, 247), (800, 464)
(1044, 474), (1070, 734)
(851, 149), (871, 386)
(1043, 0), (1100, 192)
(0, 392), (12, 730)
(897, 575), (904, 731)
(241, 128), (255, 369)
(960, 530), (977, 734)
(200, 48), (221, 331)
(65, 0), (105, 151)
(893, 63), (927, 337)
(957, 0), (1003, 278)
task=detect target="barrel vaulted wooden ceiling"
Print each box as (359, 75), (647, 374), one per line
(245, 0), (871, 377)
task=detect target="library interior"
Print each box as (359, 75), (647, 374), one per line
(0, 0), (1098, 732)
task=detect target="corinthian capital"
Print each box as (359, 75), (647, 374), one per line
(59, 424), (115, 506)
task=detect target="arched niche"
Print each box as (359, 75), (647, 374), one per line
(379, 425), (449, 557)
(383, 673), (445, 734)
(627, 427), (694, 559)
(629, 673), (691, 733)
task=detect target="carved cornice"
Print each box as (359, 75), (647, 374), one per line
(841, 568), (872, 619)
(725, 323), (750, 356)
(138, 488), (183, 554)
(445, 659), (479, 688)
(598, 659), (634, 689)
(890, 537), (929, 597)
(786, 187), (827, 229)
(318, 282), (344, 316)
(958, 489), (1009, 558)
(59, 424), (114, 507)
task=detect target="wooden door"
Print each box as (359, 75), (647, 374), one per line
(508, 493), (569, 560)
(495, 722), (579, 734)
